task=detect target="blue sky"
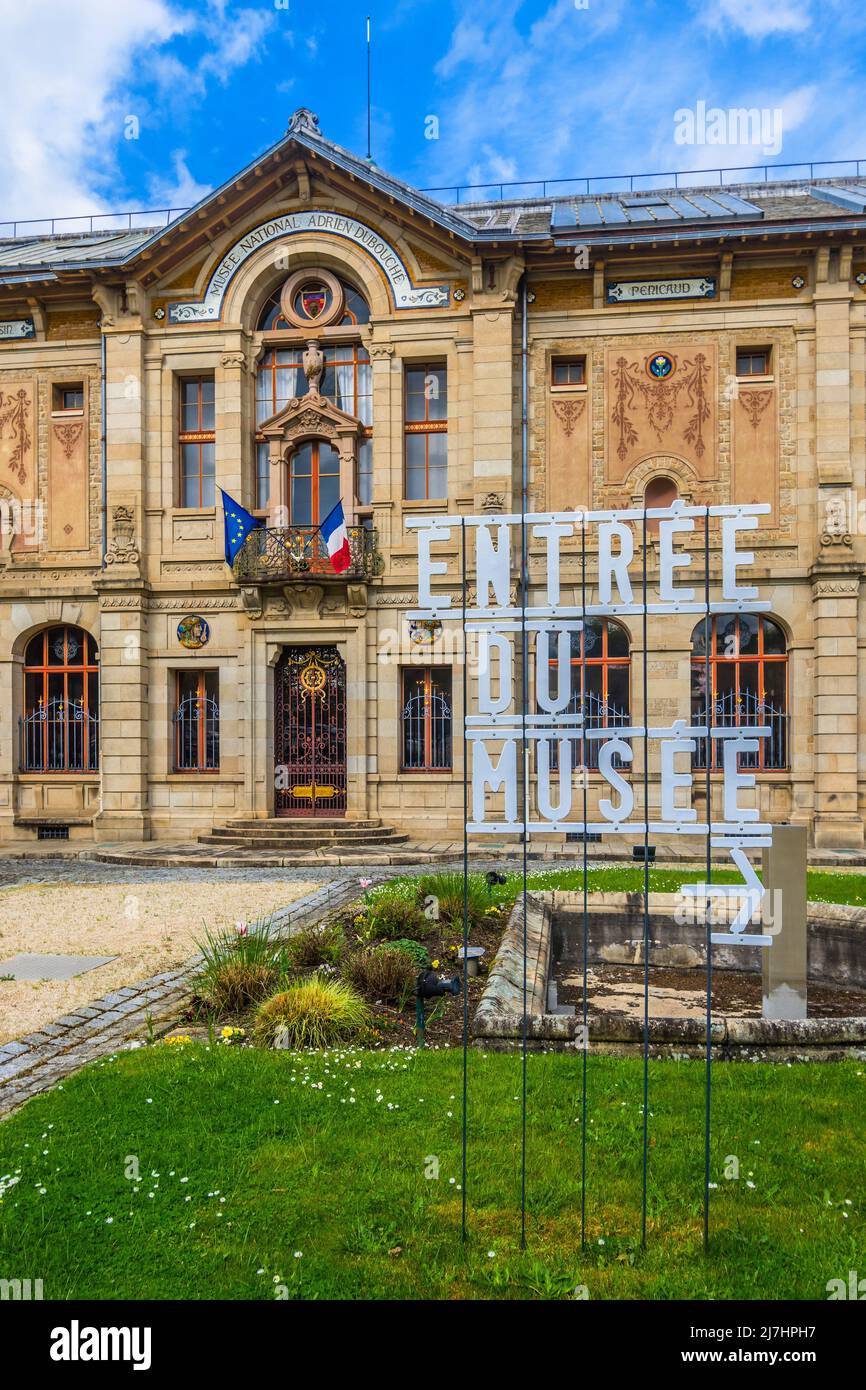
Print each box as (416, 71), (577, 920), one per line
(1, 0), (864, 224)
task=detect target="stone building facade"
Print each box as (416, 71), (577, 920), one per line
(0, 108), (863, 850)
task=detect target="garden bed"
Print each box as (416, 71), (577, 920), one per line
(180, 872), (514, 1051)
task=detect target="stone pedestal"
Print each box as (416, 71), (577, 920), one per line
(762, 824), (808, 1020)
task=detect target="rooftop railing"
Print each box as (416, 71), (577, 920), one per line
(2, 158), (866, 240)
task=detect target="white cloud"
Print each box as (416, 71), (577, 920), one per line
(198, 5), (275, 87)
(147, 150), (212, 212)
(0, 0), (187, 221)
(416, 0), (851, 195)
(702, 0), (813, 39)
(0, 0), (276, 224)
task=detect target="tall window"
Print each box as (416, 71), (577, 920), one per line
(691, 615), (788, 769)
(401, 667), (452, 770)
(288, 441), (340, 527)
(178, 376), (216, 507)
(405, 364), (447, 500)
(174, 671), (220, 772)
(255, 344), (373, 510)
(255, 276), (373, 509)
(549, 619), (630, 770)
(255, 345), (373, 422)
(21, 626), (99, 772)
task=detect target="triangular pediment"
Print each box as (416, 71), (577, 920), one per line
(129, 110), (477, 300)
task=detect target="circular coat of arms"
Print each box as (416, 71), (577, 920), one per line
(647, 352), (675, 379)
(177, 615), (210, 650)
(409, 619), (442, 646)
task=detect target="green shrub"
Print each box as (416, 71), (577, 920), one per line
(358, 890), (429, 942)
(285, 922), (346, 971)
(343, 945), (418, 1008)
(388, 938), (430, 968)
(193, 916), (288, 1015)
(254, 977), (370, 1050)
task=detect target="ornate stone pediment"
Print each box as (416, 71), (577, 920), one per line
(259, 393), (361, 449)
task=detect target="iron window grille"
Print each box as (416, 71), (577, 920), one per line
(401, 667), (453, 771)
(691, 614), (788, 770)
(20, 626), (99, 773)
(174, 672), (220, 772)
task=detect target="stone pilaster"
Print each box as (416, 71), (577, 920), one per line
(810, 565), (863, 848)
(93, 577), (150, 841)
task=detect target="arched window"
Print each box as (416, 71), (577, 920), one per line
(644, 475), (678, 533)
(691, 614), (788, 769)
(255, 274), (373, 509)
(21, 626), (99, 772)
(257, 276), (370, 330)
(549, 618), (631, 770)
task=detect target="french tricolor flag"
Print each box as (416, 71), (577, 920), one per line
(319, 499), (351, 573)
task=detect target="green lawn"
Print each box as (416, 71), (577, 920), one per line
(496, 866), (866, 907)
(1, 1045), (863, 1299)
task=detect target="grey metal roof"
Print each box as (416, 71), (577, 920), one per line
(0, 228), (155, 272)
(550, 189), (764, 229)
(455, 179), (866, 240)
(0, 114), (865, 279)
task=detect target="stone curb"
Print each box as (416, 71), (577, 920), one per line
(473, 893), (550, 1038)
(0, 875), (363, 1118)
(471, 889), (866, 1058)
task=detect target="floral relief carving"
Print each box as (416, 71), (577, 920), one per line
(611, 352), (712, 462)
(552, 397), (586, 438)
(53, 420), (84, 459)
(0, 388), (31, 484)
(739, 388), (773, 431)
(105, 505), (140, 566)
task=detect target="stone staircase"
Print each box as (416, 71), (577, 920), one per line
(196, 816), (410, 855)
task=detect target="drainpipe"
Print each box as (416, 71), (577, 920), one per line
(100, 327), (107, 568)
(520, 275), (528, 535)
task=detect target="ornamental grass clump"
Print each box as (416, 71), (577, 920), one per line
(254, 977), (370, 1050)
(357, 882), (430, 942)
(414, 871), (494, 933)
(343, 944), (418, 1008)
(193, 915), (289, 1016)
(284, 922), (346, 971)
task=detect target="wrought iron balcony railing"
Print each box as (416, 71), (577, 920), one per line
(233, 524), (378, 583)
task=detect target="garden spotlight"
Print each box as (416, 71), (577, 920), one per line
(415, 969), (461, 1047)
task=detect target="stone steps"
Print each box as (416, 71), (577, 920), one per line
(196, 817), (410, 852)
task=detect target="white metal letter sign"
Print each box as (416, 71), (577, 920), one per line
(408, 501), (773, 948)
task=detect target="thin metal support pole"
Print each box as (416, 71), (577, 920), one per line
(519, 278), (529, 1250)
(641, 508), (650, 1247)
(580, 514), (589, 1249)
(461, 518), (469, 1244)
(703, 510), (713, 1253)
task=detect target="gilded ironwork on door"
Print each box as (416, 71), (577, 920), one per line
(275, 646), (347, 816)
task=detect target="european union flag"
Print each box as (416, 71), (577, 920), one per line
(220, 488), (264, 566)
